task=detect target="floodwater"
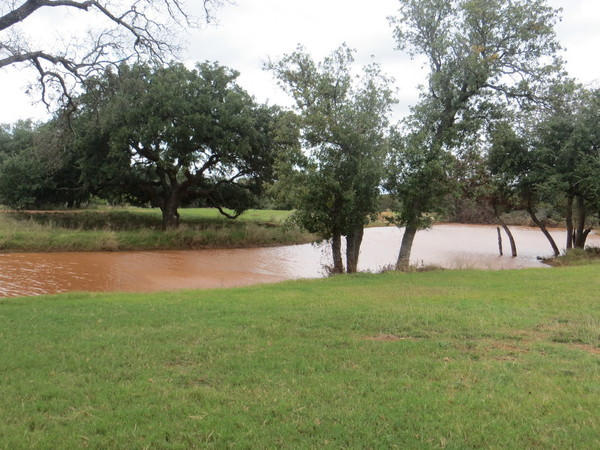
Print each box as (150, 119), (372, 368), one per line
(1, 224), (598, 298)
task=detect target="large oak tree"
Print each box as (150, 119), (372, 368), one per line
(75, 62), (283, 229)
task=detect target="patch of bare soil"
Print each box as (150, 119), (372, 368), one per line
(568, 344), (600, 355)
(499, 328), (600, 356)
(364, 334), (420, 342)
(491, 342), (529, 353)
(485, 341), (529, 361)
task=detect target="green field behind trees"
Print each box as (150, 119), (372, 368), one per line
(1, 266), (598, 448)
(0, 208), (313, 253)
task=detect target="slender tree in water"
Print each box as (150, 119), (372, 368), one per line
(267, 45), (395, 273)
(387, 0), (564, 270)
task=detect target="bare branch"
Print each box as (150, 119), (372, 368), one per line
(0, 0), (223, 112)
(0, 0), (95, 31)
(206, 194), (243, 219)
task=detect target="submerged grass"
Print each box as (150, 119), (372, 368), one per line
(0, 208), (312, 252)
(1, 266), (599, 448)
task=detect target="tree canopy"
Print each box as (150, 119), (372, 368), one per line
(488, 84), (600, 253)
(73, 62), (285, 229)
(387, 0), (564, 270)
(0, 119), (88, 209)
(267, 45), (395, 273)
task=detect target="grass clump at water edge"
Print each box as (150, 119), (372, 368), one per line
(542, 246), (600, 267)
(0, 266), (598, 448)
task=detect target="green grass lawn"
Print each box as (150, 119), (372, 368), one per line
(0, 208), (312, 252)
(1, 266), (598, 448)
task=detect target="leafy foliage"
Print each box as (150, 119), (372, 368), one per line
(488, 84), (600, 251)
(268, 45), (395, 272)
(386, 0), (564, 270)
(73, 62), (286, 229)
(0, 120), (88, 209)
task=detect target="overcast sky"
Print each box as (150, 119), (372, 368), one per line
(1, 0), (599, 124)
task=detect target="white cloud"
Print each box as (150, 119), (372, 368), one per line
(1, 0), (599, 124)
(183, 0), (403, 111)
(550, 0), (600, 87)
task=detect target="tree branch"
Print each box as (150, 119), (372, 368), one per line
(1, 0), (222, 111)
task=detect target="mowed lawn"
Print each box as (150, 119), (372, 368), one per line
(0, 266), (598, 448)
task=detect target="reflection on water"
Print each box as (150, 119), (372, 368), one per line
(1, 224), (598, 298)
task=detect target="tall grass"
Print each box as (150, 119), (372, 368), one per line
(0, 266), (598, 448)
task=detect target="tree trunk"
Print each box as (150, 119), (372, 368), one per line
(396, 218), (418, 272)
(331, 231), (344, 274)
(346, 226), (364, 274)
(161, 195), (181, 230)
(581, 228), (592, 248)
(493, 205), (517, 257)
(346, 233), (356, 274)
(526, 204), (560, 257)
(498, 219), (517, 257)
(574, 195), (588, 248)
(565, 195), (574, 250)
(497, 227), (503, 256)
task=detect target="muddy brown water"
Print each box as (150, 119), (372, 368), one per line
(1, 224), (598, 298)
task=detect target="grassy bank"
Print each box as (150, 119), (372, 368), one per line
(0, 208), (314, 252)
(543, 246), (600, 267)
(1, 267), (598, 448)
